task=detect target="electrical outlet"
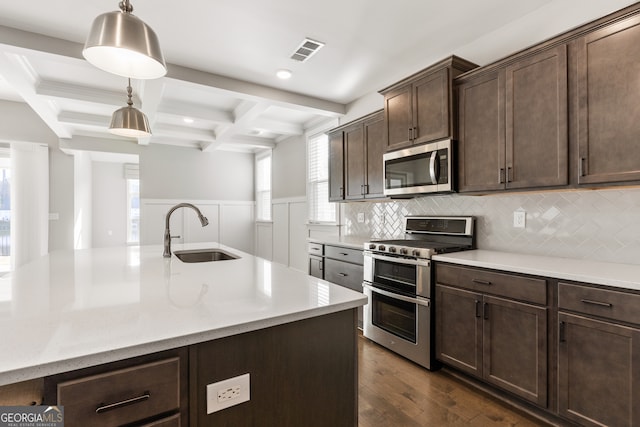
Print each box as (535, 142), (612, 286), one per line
(357, 212), (365, 223)
(218, 386), (241, 402)
(206, 373), (250, 413)
(513, 210), (526, 228)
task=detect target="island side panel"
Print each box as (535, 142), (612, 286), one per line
(190, 309), (358, 427)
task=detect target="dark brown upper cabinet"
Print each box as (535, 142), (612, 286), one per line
(328, 110), (385, 202)
(575, 14), (640, 186)
(380, 56), (477, 152)
(457, 45), (568, 192)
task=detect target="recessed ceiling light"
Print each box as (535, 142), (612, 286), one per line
(276, 69), (292, 80)
(183, 117), (194, 124)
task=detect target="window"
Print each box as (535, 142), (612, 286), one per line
(256, 151), (272, 221)
(124, 163), (140, 244)
(307, 133), (336, 223)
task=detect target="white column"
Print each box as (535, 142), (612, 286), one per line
(10, 142), (49, 269)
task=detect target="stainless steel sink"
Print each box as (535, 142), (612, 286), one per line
(173, 248), (239, 263)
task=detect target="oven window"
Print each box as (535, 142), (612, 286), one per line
(372, 291), (417, 343)
(374, 259), (416, 295)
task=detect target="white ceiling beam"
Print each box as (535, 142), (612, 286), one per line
(58, 111), (109, 128)
(248, 117), (304, 136)
(37, 80), (140, 107)
(225, 135), (276, 149)
(0, 52), (71, 138)
(156, 101), (233, 124)
(152, 123), (217, 141)
(167, 64), (345, 116)
(137, 79), (166, 146)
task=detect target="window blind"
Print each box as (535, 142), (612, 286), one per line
(307, 133), (336, 223)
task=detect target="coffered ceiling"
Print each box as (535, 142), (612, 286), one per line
(0, 0), (636, 153)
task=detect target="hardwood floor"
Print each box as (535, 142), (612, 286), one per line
(358, 333), (550, 427)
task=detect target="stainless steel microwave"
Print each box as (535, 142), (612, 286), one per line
(383, 138), (454, 197)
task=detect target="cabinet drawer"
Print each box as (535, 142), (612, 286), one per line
(324, 245), (363, 265)
(57, 357), (180, 427)
(307, 242), (323, 255)
(141, 413), (181, 427)
(558, 282), (640, 325)
(324, 259), (363, 292)
(436, 263), (547, 305)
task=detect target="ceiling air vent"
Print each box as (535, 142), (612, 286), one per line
(290, 38), (325, 62)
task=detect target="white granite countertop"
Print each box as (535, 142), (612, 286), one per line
(433, 250), (640, 292)
(0, 242), (367, 386)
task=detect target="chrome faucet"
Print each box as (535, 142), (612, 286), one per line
(163, 203), (209, 257)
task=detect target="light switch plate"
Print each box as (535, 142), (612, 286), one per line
(357, 212), (365, 223)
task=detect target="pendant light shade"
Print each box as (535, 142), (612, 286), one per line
(83, 1), (166, 79)
(109, 79), (152, 138)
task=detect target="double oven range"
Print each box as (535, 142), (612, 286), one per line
(363, 216), (475, 370)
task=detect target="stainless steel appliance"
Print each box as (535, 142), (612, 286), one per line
(363, 216), (475, 370)
(383, 138), (454, 197)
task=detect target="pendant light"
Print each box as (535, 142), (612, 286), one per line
(109, 78), (152, 138)
(83, 0), (166, 79)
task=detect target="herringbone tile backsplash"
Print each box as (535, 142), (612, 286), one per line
(342, 187), (640, 265)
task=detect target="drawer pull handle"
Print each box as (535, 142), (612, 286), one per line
(472, 279), (492, 285)
(581, 299), (612, 308)
(340, 253), (349, 256)
(310, 247), (320, 251)
(338, 273), (348, 277)
(96, 392), (151, 414)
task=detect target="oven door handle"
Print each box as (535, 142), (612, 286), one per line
(363, 283), (430, 307)
(365, 252), (430, 267)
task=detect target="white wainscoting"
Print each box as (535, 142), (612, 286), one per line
(256, 197), (308, 272)
(140, 199), (255, 254)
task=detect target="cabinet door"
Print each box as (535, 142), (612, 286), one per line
(363, 112), (385, 198)
(413, 68), (450, 145)
(328, 130), (344, 201)
(506, 45), (568, 189)
(435, 285), (483, 378)
(576, 15), (640, 185)
(558, 313), (640, 427)
(457, 70), (506, 192)
(483, 295), (547, 407)
(384, 84), (413, 151)
(344, 123), (365, 200)
(308, 255), (323, 279)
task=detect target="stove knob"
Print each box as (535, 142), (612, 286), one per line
(388, 246), (397, 253)
(400, 248), (408, 255)
(378, 245), (386, 251)
(412, 249), (421, 257)
(368, 243), (377, 250)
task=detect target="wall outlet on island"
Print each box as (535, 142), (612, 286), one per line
(513, 210), (526, 229)
(207, 373), (250, 413)
(357, 212), (365, 223)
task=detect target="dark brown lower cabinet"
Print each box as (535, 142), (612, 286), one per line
(558, 312), (640, 427)
(436, 284), (547, 407)
(190, 309), (357, 427)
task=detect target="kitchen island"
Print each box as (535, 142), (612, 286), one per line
(0, 243), (366, 426)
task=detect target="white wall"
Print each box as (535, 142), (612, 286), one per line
(272, 135), (306, 200)
(257, 135), (311, 270)
(92, 161), (127, 248)
(48, 145), (74, 252)
(140, 144), (254, 201)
